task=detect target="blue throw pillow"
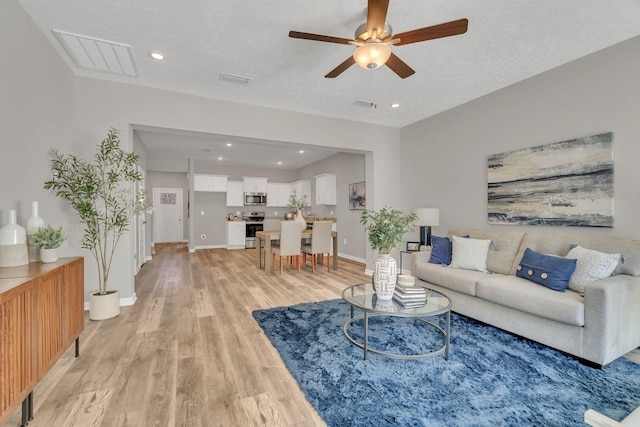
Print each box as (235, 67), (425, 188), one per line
(515, 248), (577, 292)
(429, 236), (452, 265)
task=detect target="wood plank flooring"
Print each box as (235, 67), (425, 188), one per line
(6, 243), (640, 426)
(7, 243), (369, 426)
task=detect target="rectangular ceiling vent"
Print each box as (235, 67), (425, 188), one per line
(52, 30), (138, 77)
(353, 100), (377, 109)
(219, 72), (252, 85)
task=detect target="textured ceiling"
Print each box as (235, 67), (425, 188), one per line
(17, 0), (640, 168)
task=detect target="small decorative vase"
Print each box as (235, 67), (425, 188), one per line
(0, 209), (29, 267)
(40, 248), (58, 263)
(27, 201), (45, 262)
(372, 253), (397, 300)
(295, 210), (307, 231)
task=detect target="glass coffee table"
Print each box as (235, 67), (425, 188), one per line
(342, 282), (452, 360)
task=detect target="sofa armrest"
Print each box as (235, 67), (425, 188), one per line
(410, 250), (431, 276)
(583, 274), (640, 365)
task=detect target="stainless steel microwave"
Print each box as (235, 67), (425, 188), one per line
(244, 192), (267, 206)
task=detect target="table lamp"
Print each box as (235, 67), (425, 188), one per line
(412, 208), (440, 247)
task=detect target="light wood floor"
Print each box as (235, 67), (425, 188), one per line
(7, 243), (370, 427)
(7, 244), (640, 426)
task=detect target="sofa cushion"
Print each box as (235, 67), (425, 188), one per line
(566, 245), (621, 294)
(511, 232), (640, 277)
(515, 248), (577, 292)
(414, 262), (491, 296)
(450, 229), (526, 275)
(429, 235), (453, 265)
(450, 236), (491, 272)
(476, 275), (585, 326)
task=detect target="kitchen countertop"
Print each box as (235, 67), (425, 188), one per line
(262, 216), (337, 223)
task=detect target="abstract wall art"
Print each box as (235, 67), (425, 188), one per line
(487, 132), (613, 227)
(349, 182), (366, 210)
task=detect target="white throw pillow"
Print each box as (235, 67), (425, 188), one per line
(450, 235), (491, 272)
(566, 245), (621, 294)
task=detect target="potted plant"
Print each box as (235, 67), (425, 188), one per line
(44, 128), (148, 320)
(360, 206), (417, 299)
(29, 224), (66, 263)
(288, 189), (308, 230)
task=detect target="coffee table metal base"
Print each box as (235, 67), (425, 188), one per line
(343, 311), (450, 360)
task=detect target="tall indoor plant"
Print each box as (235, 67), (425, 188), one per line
(44, 128), (148, 320)
(360, 206), (417, 299)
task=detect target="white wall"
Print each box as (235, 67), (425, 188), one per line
(401, 35), (640, 241)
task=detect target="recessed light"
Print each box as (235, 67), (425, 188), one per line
(217, 157), (223, 161)
(298, 150), (305, 154)
(226, 143), (232, 147)
(391, 103), (400, 108)
(149, 51), (164, 60)
(277, 161), (283, 165)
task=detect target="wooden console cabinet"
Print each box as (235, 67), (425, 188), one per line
(0, 257), (84, 425)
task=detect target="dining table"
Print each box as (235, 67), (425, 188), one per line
(255, 229), (338, 275)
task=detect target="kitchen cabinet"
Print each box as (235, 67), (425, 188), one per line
(290, 180), (311, 206)
(226, 221), (246, 249)
(194, 174), (228, 192)
(226, 181), (244, 206)
(243, 176), (268, 193)
(315, 173), (337, 205)
(267, 182), (291, 207)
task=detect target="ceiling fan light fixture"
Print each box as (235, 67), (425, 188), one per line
(353, 42), (391, 70)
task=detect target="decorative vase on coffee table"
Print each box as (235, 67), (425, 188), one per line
(372, 253), (397, 300)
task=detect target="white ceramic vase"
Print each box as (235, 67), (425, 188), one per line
(89, 290), (120, 320)
(40, 248), (58, 263)
(27, 201), (45, 262)
(0, 209), (29, 267)
(295, 210), (307, 231)
(372, 253), (397, 300)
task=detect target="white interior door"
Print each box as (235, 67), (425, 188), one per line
(136, 166), (146, 272)
(153, 187), (184, 243)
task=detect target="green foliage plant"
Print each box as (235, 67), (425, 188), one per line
(288, 189), (307, 212)
(44, 128), (149, 295)
(29, 224), (66, 249)
(360, 206), (417, 254)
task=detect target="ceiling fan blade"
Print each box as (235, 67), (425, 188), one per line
(385, 53), (415, 79)
(289, 31), (353, 45)
(366, 0), (390, 39)
(325, 57), (356, 78)
(394, 18), (469, 46)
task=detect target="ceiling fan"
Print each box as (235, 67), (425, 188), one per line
(289, 0), (468, 79)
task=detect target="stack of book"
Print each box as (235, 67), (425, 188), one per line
(393, 276), (427, 308)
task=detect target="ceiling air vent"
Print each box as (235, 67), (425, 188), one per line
(353, 100), (377, 109)
(219, 72), (252, 85)
(52, 30), (138, 77)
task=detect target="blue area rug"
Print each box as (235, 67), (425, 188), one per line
(252, 299), (640, 426)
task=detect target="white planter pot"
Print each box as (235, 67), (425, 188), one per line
(89, 290), (120, 320)
(40, 248), (58, 263)
(372, 253), (397, 300)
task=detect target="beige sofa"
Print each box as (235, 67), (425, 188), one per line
(411, 228), (640, 366)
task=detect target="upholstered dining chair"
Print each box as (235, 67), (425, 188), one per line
(272, 220), (302, 274)
(261, 219), (280, 267)
(302, 221), (332, 273)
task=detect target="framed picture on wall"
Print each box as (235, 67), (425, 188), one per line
(406, 242), (420, 251)
(349, 182), (366, 210)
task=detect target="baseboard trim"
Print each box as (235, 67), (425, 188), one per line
(337, 252), (366, 264)
(193, 244), (227, 250)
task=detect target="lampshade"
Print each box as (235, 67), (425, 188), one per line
(353, 43), (391, 70)
(412, 208), (440, 226)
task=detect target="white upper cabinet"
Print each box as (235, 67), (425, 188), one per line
(243, 176), (268, 193)
(267, 183), (291, 207)
(315, 173), (337, 205)
(290, 180), (311, 206)
(226, 181), (244, 206)
(194, 174), (228, 192)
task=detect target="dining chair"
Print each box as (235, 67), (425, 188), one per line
(272, 220), (302, 274)
(302, 221), (332, 273)
(261, 219), (280, 267)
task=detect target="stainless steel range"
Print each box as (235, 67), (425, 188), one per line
(242, 211), (265, 249)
